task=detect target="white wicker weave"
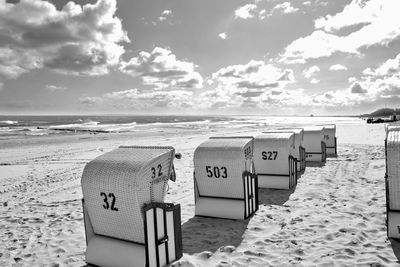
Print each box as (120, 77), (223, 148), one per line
(194, 138), (253, 199)
(254, 133), (295, 188)
(386, 124), (400, 138)
(254, 133), (294, 173)
(303, 126), (325, 162)
(387, 130), (400, 210)
(81, 146), (175, 244)
(266, 129), (303, 159)
(319, 124), (336, 156)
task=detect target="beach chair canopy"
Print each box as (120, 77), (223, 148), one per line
(254, 132), (295, 174)
(194, 137), (253, 199)
(386, 124), (400, 138)
(303, 126), (325, 152)
(320, 124), (336, 148)
(266, 129), (303, 159)
(81, 146), (175, 244)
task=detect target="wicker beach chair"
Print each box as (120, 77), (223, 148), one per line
(193, 137), (258, 220)
(254, 133), (297, 189)
(303, 126), (327, 162)
(269, 128), (306, 172)
(319, 124), (337, 157)
(81, 146), (182, 267)
(385, 127), (400, 238)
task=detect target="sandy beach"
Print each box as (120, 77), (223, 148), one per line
(1, 117), (399, 266)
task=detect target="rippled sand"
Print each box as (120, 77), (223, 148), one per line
(1, 121), (398, 266)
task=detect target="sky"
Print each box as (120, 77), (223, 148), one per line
(0, 0), (399, 115)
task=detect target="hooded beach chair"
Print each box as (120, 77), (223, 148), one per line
(385, 126), (400, 238)
(81, 146), (182, 267)
(193, 136), (258, 220)
(303, 126), (326, 162)
(254, 133), (297, 189)
(269, 128), (306, 172)
(319, 124), (337, 157)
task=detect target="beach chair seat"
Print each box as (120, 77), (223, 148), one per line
(81, 146), (182, 267)
(320, 124), (337, 157)
(193, 137), (258, 220)
(276, 128), (306, 172)
(303, 126), (326, 162)
(385, 127), (400, 238)
(254, 133), (297, 189)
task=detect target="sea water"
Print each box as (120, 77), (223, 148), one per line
(0, 115), (362, 138)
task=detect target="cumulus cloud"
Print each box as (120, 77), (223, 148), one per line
(303, 65), (320, 79)
(281, 0), (400, 63)
(159, 10), (172, 21)
(194, 60), (296, 110)
(218, 32), (227, 40)
(308, 53), (400, 109)
(281, 31), (357, 63)
(201, 51), (399, 112)
(329, 64), (348, 71)
(45, 85), (67, 92)
(363, 53), (400, 77)
(0, 0), (129, 81)
(79, 88), (194, 110)
(235, 4), (257, 19)
(272, 2), (299, 14)
(119, 47), (203, 90)
(315, 0), (383, 32)
(350, 82), (367, 94)
(212, 60), (294, 89)
(258, 9), (267, 20)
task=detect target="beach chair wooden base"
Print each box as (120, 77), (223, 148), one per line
(83, 200), (182, 267)
(306, 141), (326, 162)
(257, 156), (297, 189)
(194, 171), (258, 220)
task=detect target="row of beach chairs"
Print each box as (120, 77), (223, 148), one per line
(80, 124), (337, 267)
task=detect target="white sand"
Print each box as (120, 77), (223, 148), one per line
(0, 118), (399, 266)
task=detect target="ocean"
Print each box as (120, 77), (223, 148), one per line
(0, 115), (362, 138)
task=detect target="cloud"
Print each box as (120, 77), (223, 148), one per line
(303, 1), (312, 6)
(0, 0), (128, 82)
(280, 31), (357, 63)
(212, 60), (294, 89)
(200, 51), (400, 112)
(119, 47), (203, 90)
(218, 32), (227, 40)
(258, 9), (267, 19)
(307, 53), (400, 109)
(329, 64), (348, 71)
(303, 65), (320, 79)
(159, 9), (172, 21)
(281, 0), (400, 63)
(79, 88), (194, 110)
(350, 82), (367, 94)
(193, 60), (296, 110)
(272, 2), (299, 14)
(363, 53), (400, 77)
(315, 0), (382, 32)
(45, 85), (67, 92)
(235, 4), (257, 19)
